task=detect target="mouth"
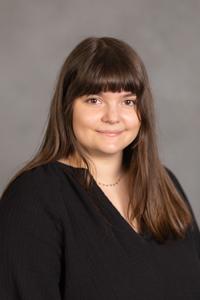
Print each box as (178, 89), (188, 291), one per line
(96, 130), (123, 137)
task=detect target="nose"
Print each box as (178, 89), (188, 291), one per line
(101, 104), (120, 124)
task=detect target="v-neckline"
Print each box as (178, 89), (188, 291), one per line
(92, 180), (146, 239)
(53, 160), (146, 240)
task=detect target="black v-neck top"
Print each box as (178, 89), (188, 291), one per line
(0, 161), (200, 300)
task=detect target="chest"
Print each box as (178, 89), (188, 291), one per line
(63, 210), (200, 300)
(98, 183), (139, 232)
(60, 175), (200, 299)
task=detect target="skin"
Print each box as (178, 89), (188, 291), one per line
(71, 90), (141, 182)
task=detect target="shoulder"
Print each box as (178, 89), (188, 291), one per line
(1, 162), (59, 199)
(0, 162), (69, 223)
(163, 165), (196, 214)
(163, 165), (200, 235)
(164, 165), (181, 185)
(163, 165), (188, 201)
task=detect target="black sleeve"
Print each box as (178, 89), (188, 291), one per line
(0, 175), (62, 300)
(165, 166), (200, 259)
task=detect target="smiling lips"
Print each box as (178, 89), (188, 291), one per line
(96, 130), (123, 137)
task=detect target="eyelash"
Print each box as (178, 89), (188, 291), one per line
(85, 98), (137, 106)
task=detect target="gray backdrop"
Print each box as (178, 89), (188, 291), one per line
(1, 0), (199, 225)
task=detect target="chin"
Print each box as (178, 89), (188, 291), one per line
(92, 146), (125, 155)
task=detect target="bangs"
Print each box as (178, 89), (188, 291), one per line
(70, 49), (144, 98)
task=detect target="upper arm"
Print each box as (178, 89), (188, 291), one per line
(164, 166), (200, 259)
(0, 175), (63, 299)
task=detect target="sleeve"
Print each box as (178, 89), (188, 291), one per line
(165, 166), (200, 259)
(0, 175), (63, 300)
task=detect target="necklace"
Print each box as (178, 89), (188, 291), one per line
(59, 157), (124, 187)
(97, 174), (123, 187)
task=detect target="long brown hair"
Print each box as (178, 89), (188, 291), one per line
(1, 36), (193, 242)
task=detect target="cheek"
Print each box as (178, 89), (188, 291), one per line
(73, 114), (96, 129)
(72, 109), (97, 138)
(124, 113), (141, 130)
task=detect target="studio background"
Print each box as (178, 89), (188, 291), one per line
(1, 0), (200, 225)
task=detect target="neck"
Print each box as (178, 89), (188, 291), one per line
(90, 155), (124, 183)
(61, 152), (126, 183)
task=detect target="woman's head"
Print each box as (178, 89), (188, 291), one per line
(51, 36), (155, 168)
(2, 36), (192, 242)
(72, 90), (141, 164)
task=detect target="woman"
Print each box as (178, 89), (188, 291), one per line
(0, 36), (200, 299)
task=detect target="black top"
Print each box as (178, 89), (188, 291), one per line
(0, 161), (200, 300)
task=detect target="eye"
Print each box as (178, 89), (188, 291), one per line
(123, 99), (137, 106)
(85, 98), (102, 104)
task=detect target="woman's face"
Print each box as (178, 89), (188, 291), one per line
(72, 90), (141, 158)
